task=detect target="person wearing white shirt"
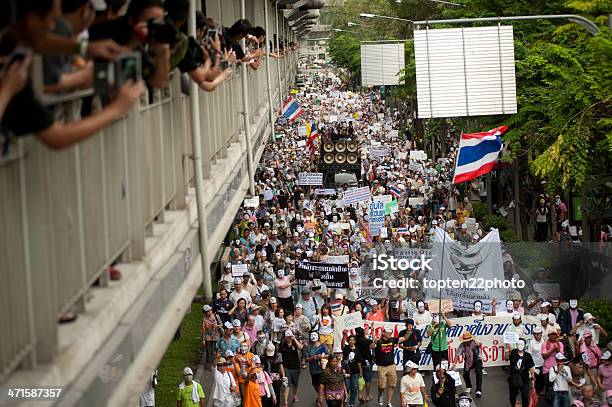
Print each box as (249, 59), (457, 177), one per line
(212, 356), (237, 407)
(548, 353), (577, 407)
(138, 370), (157, 407)
(229, 279), (252, 306)
(528, 326), (546, 395)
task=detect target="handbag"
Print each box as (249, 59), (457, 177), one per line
(358, 376), (365, 392)
(528, 386), (539, 407)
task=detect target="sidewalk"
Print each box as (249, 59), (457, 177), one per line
(194, 353), (216, 399)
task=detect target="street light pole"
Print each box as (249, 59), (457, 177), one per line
(413, 14), (600, 35)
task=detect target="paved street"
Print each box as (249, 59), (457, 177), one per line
(196, 364), (515, 407)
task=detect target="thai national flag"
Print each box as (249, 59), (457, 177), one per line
(389, 185), (401, 199)
(452, 126), (508, 184)
(281, 97), (304, 122)
(306, 123), (319, 155)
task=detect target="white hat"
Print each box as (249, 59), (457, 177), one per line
(252, 355), (261, 364)
(602, 351), (611, 360)
(270, 297), (277, 304)
(232, 319), (242, 327)
(405, 361), (419, 370)
(432, 220), (438, 225)
(369, 299), (378, 305)
(335, 293), (344, 300)
(226, 350), (234, 357)
(333, 346), (342, 353)
(90, 0), (108, 11)
(284, 330), (294, 337)
(555, 352), (566, 360)
(202, 304), (212, 312)
(183, 367), (194, 375)
(512, 312), (522, 320)
(541, 301), (551, 308)
(533, 326), (543, 334)
(295, 303), (303, 309)
(265, 343), (276, 356)
(539, 313), (549, 321)
(224, 321), (233, 329)
(583, 312), (594, 322)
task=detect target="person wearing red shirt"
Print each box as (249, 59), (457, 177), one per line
(366, 299), (386, 322)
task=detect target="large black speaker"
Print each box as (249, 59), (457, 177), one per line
(319, 139), (360, 172)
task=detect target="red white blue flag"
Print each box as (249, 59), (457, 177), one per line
(281, 96), (304, 122)
(452, 126), (508, 184)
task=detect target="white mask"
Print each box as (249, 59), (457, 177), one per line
(277, 271), (285, 278)
(240, 344), (249, 354)
(506, 300), (513, 311)
(432, 315), (440, 324)
(458, 399), (471, 407)
(517, 341), (525, 351)
(570, 300), (578, 309)
(474, 303), (482, 312)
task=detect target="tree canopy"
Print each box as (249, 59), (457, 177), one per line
(324, 0), (611, 191)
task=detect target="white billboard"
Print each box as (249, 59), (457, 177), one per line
(414, 26), (517, 118)
(360, 43), (405, 86)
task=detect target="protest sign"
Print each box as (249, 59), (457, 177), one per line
(315, 188), (337, 196)
(398, 152), (408, 160)
(408, 162), (423, 172)
(427, 299), (454, 314)
(333, 313), (364, 347)
(388, 129), (399, 139)
(340, 223), (351, 230)
(298, 172), (323, 186)
(503, 331), (520, 344)
(298, 126), (308, 137)
(263, 189), (274, 201)
(296, 261), (349, 288)
(374, 195), (392, 204)
(343, 187), (371, 205)
(368, 200), (386, 236)
(325, 255), (349, 264)
(370, 148), (390, 159)
(297, 140), (307, 147)
(410, 150), (428, 161)
(329, 115), (338, 122)
(244, 196), (259, 208)
(380, 227), (388, 238)
(408, 197), (425, 207)
(231, 264), (248, 277)
(464, 217), (477, 234)
(385, 200), (398, 215)
(377, 113), (385, 120)
(333, 315), (539, 370)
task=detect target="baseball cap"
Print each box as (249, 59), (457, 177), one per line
(602, 351), (611, 360)
(202, 304), (212, 312)
(265, 343), (276, 356)
(183, 367), (193, 375)
(539, 313), (549, 321)
(270, 297), (277, 304)
(335, 293), (344, 300)
(432, 220), (438, 225)
(225, 350), (234, 357)
(252, 355), (261, 364)
(232, 319), (241, 327)
(555, 352), (566, 360)
(284, 330), (294, 337)
(370, 299), (378, 305)
(583, 312), (594, 321)
(405, 361), (418, 370)
(533, 327), (543, 334)
(295, 303), (303, 309)
(302, 288), (311, 295)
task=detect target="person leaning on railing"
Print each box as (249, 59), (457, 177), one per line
(0, 0), (144, 150)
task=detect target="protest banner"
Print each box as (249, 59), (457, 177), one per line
(333, 313), (364, 347)
(298, 126), (308, 137)
(329, 115), (338, 122)
(427, 228), (506, 312)
(297, 140), (307, 147)
(358, 286), (389, 300)
(263, 189), (274, 201)
(231, 264), (248, 277)
(398, 151), (408, 160)
(427, 299), (454, 314)
(298, 172), (324, 186)
(296, 261), (349, 288)
(464, 217), (478, 234)
(343, 187), (371, 205)
(368, 200), (386, 236)
(388, 129), (399, 139)
(408, 197), (425, 207)
(333, 315), (539, 370)
(244, 196), (259, 208)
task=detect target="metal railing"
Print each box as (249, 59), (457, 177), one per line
(0, 49), (294, 383)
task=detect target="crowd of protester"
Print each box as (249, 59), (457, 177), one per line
(177, 71), (612, 407)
